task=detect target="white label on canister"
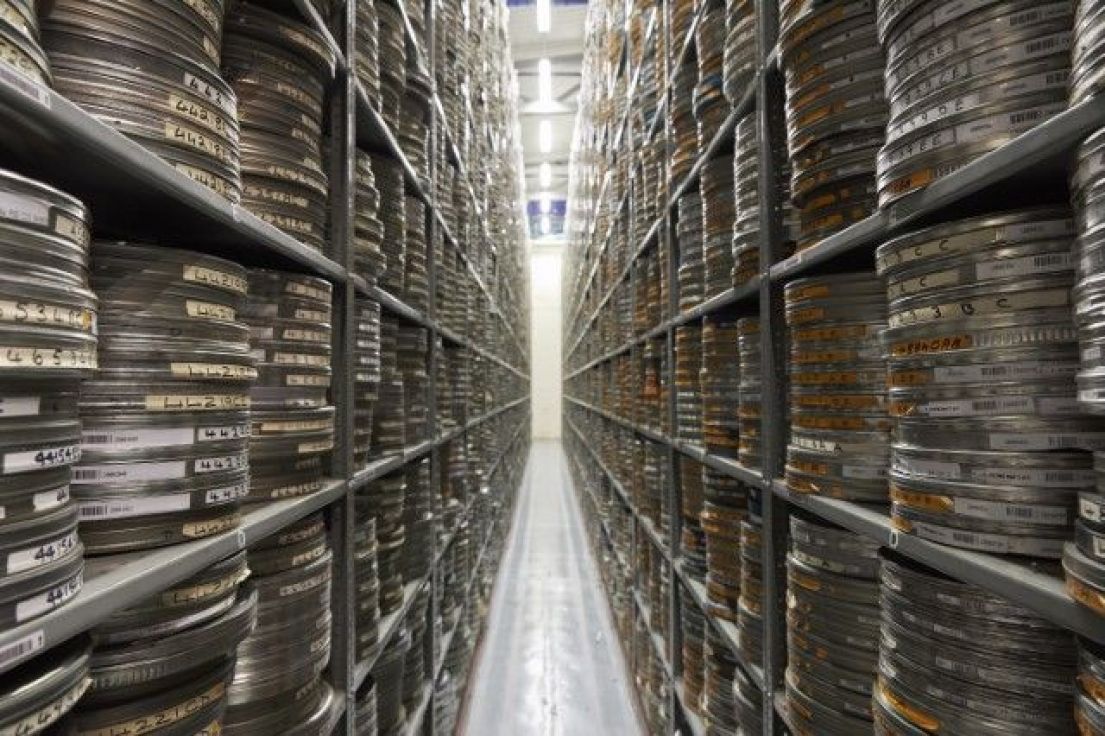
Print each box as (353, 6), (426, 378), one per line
(73, 460), (188, 484)
(1081, 497), (1102, 523)
(841, 465), (886, 480)
(917, 397), (1034, 417)
(907, 520), (1064, 557)
(15, 572), (81, 622)
(893, 456), (961, 480)
(197, 424), (250, 442)
(82, 426), (193, 451)
(0, 629), (43, 669)
(195, 453), (246, 474)
(0, 192), (48, 227)
(990, 432), (1105, 451)
(0, 396), (39, 417)
(6, 530), (77, 574)
(79, 494), (191, 520)
(952, 497), (1068, 526)
(975, 251), (1073, 280)
(932, 360), (1074, 384)
(204, 481), (248, 505)
(3, 444), (79, 473)
(33, 485), (69, 511)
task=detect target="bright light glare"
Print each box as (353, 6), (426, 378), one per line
(541, 215), (551, 235)
(539, 162), (552, 188)
(540, 193), (552, 214)
(536, 0), (550, 33)
(539, 120), (552, 153)
(538, 58), (552, 105)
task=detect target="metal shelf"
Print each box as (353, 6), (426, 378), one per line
(673, 681), (707, 736)
(0, 479), (345, 675)
(771, 480), (1105, 646)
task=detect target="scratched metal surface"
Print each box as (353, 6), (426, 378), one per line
(461, 441), (643, 736)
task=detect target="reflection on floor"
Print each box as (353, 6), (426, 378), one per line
(460, 440), (643, 736)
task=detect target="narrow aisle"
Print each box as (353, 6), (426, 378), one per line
(461, 440), (643, 736)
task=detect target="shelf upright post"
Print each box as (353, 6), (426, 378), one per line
(329, 2), (358, 733)
(424, 0), (441, 732)
(754, 0), (789, 733)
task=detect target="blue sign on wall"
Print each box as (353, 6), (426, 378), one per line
(526, 198), (567, 217)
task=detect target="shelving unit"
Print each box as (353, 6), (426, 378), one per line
(0, 2), (531, 735)
(562, 2), (1105, 735)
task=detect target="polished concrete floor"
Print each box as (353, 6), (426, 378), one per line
(461, 440), (643, 736)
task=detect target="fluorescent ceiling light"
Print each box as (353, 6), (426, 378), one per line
(539, 162), (552, 188)
(536, 0), (550, 33)
(539, 120), (552, 153)
(538, 58), (552, 106)
(540, 193), (552, 214)
(541, 215), (551, 235)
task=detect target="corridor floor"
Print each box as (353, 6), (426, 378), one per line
(460, 440), (643, 735)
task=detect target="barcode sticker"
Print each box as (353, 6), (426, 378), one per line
(73, 460), (187, 484)
(0, 630), (43, 669)
(79, 494), (191, 520)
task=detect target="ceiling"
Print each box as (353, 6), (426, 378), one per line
(506, 1), (586, 240)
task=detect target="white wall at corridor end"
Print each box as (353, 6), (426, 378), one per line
(530, 243), (562, 438)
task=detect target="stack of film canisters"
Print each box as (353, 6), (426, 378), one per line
(694, 0), (728, 149)
(701, 315), (740, 458)
(354, 151), (387, 286)
(356, 676), (378, 736)
(734, 662), (762, 735)
(681, 586), (707, 715)
(240, 269), (334, 503)
(681, 458), (708, 580)
(81, 242), (252, 553)
(701, 155), (735, 299)
(675, 324), (703, 443)
(373, 154), (406, 298)
(1078, 639), (1105, 733)
(374, 319), (406, 455)
(401, 457), (433, 583)
(779, 0), (884, 252)
(874, 552), (1076, 735)
(0, 171), (92, 628)
(66, 551), (254, 735)
(0, 635), (90, 733)
(373, 625), (411, 736)
(677, 191), (705, 312)
(731, 115), (760, 286)
(784, 272), (889, 503)
(1073, 0), (1105, 104)
(737, 517), (763, 665)
(1070, 56), (1105, 612)
(876, 1), (1072, 206)
(723, 0), (755, 105)
(403, 195), (430, 311)
(377, 1), (407, 131)
(785, 514), (880, 734)
(397, 328), (429, 444)
(355, 0), (382, 103)
(222, 1), (337, 252)
(670, 56), (698, 186)
(702, 469), (746, 622)
(0, 0), (51, 86)
(355, 515), (381, 662)
(354, 299), (382, 470)
(359, 470), (406, 615)
(402, 587), (430, 714)
(878, 209), (1094, 558)
(400, 74), (432, 190)
(225, 514), (335, 735)
(737, 318), (761, 468)
(41, 0), (241, 203)
(703, 624), (740, 735)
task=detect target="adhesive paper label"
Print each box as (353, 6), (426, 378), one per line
(3, 443), (79, 473)
(15, 571), (81, 622)
(184, 299), (235, 321)
(0, 629), (43, 670)
(33, 485), (69, 511)
(0, 347), (95, 369)
(144, 394), (249, 412)
(0, 396), (38, 417)
(0, 677), (86, 736)
(182, 265), (247, 294)
(6, 530), (78, 574)
(79, 495), (191, 520)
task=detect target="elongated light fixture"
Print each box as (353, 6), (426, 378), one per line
(536, 0), (550, 33)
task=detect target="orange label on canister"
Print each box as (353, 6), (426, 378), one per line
(890, 486), (952, 513)
(878, 680), (941, 731)
(890, 334), (974, 356)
